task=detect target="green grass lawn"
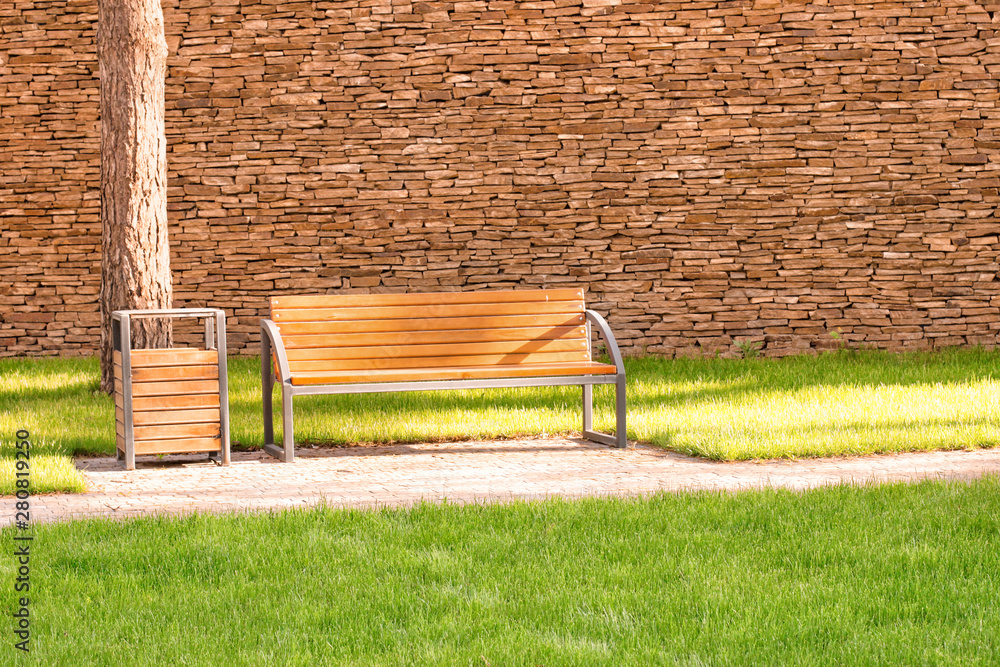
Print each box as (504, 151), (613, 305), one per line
(1, 478), (998, 665)
(1, 348), (999, 494)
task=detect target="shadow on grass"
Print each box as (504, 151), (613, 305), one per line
(0, 376), (103, 406)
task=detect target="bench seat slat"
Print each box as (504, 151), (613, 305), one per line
(273, 288), (583, 310)
(279, 325), (587, 349)
(284, 338), (588, 362)
(272, 300), (582, 324)
(275, 313), (585, 336)
(287, 350), (592, 373)
(289, 361), (619, 385)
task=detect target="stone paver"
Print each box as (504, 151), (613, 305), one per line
(17, 439), (1000, 525)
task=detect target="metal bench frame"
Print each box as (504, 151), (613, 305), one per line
(260, 309), (627, 462)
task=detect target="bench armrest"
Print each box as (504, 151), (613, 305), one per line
(585, 309), (625, 375)
(261, 318), (292, 384)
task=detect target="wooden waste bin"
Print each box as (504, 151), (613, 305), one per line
(112, 308), (230, 470)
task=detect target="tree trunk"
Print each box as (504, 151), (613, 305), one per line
(98, 0), (172, 394)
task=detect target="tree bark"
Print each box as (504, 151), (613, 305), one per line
(98, 0), (172, 394)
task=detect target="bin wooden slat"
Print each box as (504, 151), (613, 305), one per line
(129, 364), (219, 383)
(114, 348), (218, 367)
(132, 407), (221, 426)
(132, 437), (222, 455)
(128, 393), (221, 412)
(131, 422), (220, 441)
(125, 379), (220, 398)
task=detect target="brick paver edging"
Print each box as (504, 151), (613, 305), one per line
(15, 439), (1000, 525)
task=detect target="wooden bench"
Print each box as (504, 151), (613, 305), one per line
(260, 289), (626, 462)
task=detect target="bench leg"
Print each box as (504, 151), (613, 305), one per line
(262, 331), (294, 462)
(281, 388), (295, 462)
(581, 377), (627, 449)
(615, 373), (627, 448)
(262, 386), (274, 449)
(262, 332), (274, 447)
(263, 385), (294, 463)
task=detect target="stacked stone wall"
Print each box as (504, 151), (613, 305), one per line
(2, 0), (1000, 357)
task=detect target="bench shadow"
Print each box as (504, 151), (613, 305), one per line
(290, 436), (611, 458)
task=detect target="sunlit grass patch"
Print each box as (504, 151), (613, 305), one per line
(624, 349), (1000, 459)
(0, 357), (112, 455)
(0, 450), (87, 496)
(0, 357), (107, 494)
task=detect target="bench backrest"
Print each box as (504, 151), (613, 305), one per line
(270, 289), (591, 375)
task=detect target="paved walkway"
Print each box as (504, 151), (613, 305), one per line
(18, 439), (1000, 525)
